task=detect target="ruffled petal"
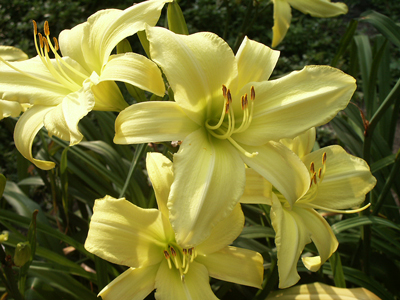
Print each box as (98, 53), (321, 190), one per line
(114, 101), (199, 144)
(100, 53), (165, 96)
(43, 77), (95, 145)
(197, 204), (244, 255)
(235, 37), (280, 89)
(298, 145), (376, 210)
(168, 128), (245, 247)
(240, 168), (273, 205)
(0, 56), (70, 105)
(0, 100), (23, 119)
(98, 265), (158, 300)
(288, 0), (348, 18)
(196, 246), (263, 288)
(240, 141), (309, 208)
(271, 0), (292, 47)
(271, 196), (310, 288)
(280, 127), (316, 159)
(267, 282), (381, 299)
(154, 260), (218, 300)
(80, 0), (172, 71)
(233, 66), (356, 145)
(146, 153), (174, 218)
(0, 46), (28, 61)
(84, 196), (173, 268)
(14, 105), (56, 170)
(299, 209), (338, 272)
(146, 26), (237, 125)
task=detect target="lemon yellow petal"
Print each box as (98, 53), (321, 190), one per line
(288, 0), (348, 18)
(272, 0), (292, 47)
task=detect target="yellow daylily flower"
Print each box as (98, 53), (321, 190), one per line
(114, 26), (356, 247)
(271, 0), (348, 47)
(0, 46), (29, 119)
(85, 153), (263, 300)
(241, 128), (376, 288)
(267, 282), (380, 299)
(0, 0), (170, 170)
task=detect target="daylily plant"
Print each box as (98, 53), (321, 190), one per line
(0, 0), (170, 170)
(85, 153), (263, 300)
(271, 0), (348, 47)
(114, 26), (356, 247)
(241, 128), (377, 288)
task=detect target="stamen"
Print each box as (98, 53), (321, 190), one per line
(163, 250), (172, 269)
(227, 137), (258, 158)
(43, 38), (50, 53)
(44, 21), (50, 36)
(38, 33), (44, 49)
(227, 89), (232, 103)
(32, 20), (38, 35)
(318, 168), (322, 178)
(250, 86), (255, 101)
(322, 152), (327, 164)
(222, 85), (227, 98)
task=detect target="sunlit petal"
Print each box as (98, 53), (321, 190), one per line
(299, 145), (377, 210)
(267, 282), (380, 299)
(84, 195), (172, 268)
(0, 100), (23, 119)
(235, 37), (280, 89)
(146, 25), (237, 125)
(169, 128), (245, 247)
(155, 260), (218, 300)
(99, 265), (158, 300)
(0, 46), (28, 61)
(288, 0), (348, 18)
(240, 141), (309, 208)
(197, 204), (244, 255)
(280, 127), (316, 159)
(233, 66), (356, 145)
(196, 246), (263, 288)
(100, 53), (165, 96)
(146, 153), (174, 218)
(114, 101), (199, 144)
(14, 105), (55, 170)
(240, 168), (273, 205)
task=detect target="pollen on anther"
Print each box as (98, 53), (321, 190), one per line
(38, 33), (44, 49)
(310, 162), (315, 173)
(44, 21), (50, 36)
(251, 86), (255, 101)
(227, 89), (232, 103)
(163, 250), (170, 259)
(225, 102), (230, 114)
(32, 20), (38, 35)
(188, 248), (193, 256)
(183, 249), (187, 255)
(222, 85), (227, 98)
(318, 168), (322, 178)
(43, 38), (50, 52)
(170, 246), (177, 257)
(53, 37), (59, 51)
(322, 152), (327, 164)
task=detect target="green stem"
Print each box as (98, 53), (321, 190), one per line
(118, 144), (147, 198)
(372, 149), (400, 216)
(0, 246), (24, 300)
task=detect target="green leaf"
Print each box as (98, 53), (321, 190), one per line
(329, 252), (346, 288)
(0, 174), (5, 198)
(332, 216), (400, 234)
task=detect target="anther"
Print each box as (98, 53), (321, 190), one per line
(32, 20), (38, 35)
(38, 33), (44, 49)
(53, 37), (59, 51)
(188, 248), (193, 256)
(43, 38), (50, 52)
(313, 173), (317, 185)
(44, 21), (50, 36)
(322, 152), (327, 164)
(222, 85), (227, 98)
(225, 102), (230, 114)
(227, 89), (232, 103)
(250, 86), (255, 101)
(244, 93), (248, 108)
(318, 168), (322, 178)
(170, 246), (177, 257)
(241, 95), (245, 110)
(163, 250), (170, 259)
(310, 162), (315, 174)
(183, 249), (187, 255)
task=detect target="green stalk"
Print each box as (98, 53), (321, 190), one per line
(118, 144), (147, 198)
(0, 246), (24, 300)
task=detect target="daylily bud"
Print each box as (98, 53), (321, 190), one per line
(167, 1), (189, 35)
(14, 241), (31, 267)
(0, 231), (8, 243)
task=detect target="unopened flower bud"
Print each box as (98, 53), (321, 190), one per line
(14, 242), (31, 267)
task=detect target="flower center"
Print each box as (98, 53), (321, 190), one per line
(163, 244), (197, 282)
(204, 85), (258, 158)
